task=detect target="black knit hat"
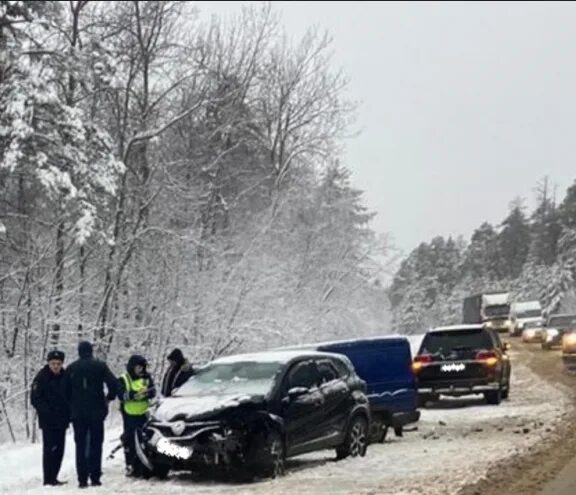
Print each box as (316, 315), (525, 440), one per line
(78, 341), (93, 359)
(47, 350), (65, 362)
(167, 348), (184, 364)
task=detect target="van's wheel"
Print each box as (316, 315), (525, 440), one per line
(484, 388), (502, 405)
(247, 429), (286, 479)
(336, 415), (368, 460)
(394, 426), (403, 437)
(377, 424), (389, 443)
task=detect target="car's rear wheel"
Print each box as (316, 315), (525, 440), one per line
(502, 387), (509, 400)
(336, 415), (368, 460)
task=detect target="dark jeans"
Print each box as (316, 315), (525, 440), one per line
(122, 414), (147, 475)
(42, 428), (66, 484)
(72, 419), (104, 484)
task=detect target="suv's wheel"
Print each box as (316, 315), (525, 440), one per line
(149, 463), (170, 480)
(336, 415), (368, 460)
(417, 393), (439, 408)
(502, 387), (509, 400)
(484, 388), (502, 405)
(247, 429), (286, 479)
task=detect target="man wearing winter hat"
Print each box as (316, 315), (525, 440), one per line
(64, 341), (117, 488)
(31, 349), (69, 486)
(161, 348), (195, 397)
(118, 354), (156, 477)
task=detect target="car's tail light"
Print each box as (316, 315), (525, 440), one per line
(412, 354), (432, 373)
(476, 350), (499, 367)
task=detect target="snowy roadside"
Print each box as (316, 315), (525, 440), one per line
(0, 352), (569, 495)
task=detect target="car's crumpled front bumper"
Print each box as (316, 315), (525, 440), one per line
(135, 420), (246, 471)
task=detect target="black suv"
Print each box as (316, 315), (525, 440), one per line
(413, 325), (512, 406)
(135, 350), (370, 480)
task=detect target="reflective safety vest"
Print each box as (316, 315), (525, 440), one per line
(121, 373), (149, 416)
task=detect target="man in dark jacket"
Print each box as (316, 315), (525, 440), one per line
(31, 349), (69, 486)
(64, 341), (117, 488)
(161, 348), (194, 397)
(118, 354), (156, 477)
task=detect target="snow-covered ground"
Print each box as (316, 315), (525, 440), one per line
(0, 353), (569, 495)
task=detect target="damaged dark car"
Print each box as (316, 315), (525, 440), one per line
(135, 350), (371, 480)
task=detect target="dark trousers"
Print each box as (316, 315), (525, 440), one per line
(42, 428), (66, 484)
(72, 419), (104, 484)
(122, 414), (147, 474)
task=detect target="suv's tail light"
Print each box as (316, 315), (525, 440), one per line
(412, 354), (432, 373)
(476, 350), (499, 367)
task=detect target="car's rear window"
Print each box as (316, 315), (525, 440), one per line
(419, 329), (493, 355)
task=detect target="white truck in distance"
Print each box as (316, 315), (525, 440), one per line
(482, 292), (512, 333)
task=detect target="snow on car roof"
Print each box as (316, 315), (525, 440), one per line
(429, 324), (486, 332)
(210, 350), (341, 365)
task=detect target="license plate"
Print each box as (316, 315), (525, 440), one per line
(156, 438), (193, 459)
(441, 363), (466, 372)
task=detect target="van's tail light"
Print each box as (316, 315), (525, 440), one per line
(476, 350), (499, 367)
(412, 354), (432, 373)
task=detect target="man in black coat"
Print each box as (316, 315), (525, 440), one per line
(64, 341), (117, 488)
(160, 348), (195, 397)
(31, 349), (69, 486)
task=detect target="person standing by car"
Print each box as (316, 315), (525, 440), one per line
(118, 354), (156, 477)
(30, 349), (69, 487)
(160, 348), (194, 397)
(64, 341), (117, 488)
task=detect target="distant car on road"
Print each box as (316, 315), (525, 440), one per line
(521, 319), (545, 343)
(541, 314), (576, 350)
(561, 329), (576, 370)
(412, 325), (512, 406)
(135, 350), (371, 481)
(509, 300), (543, 337)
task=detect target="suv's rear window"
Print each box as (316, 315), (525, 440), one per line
(419, 329), (493, 355)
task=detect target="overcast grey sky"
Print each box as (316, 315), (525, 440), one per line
(194, 1), (576, 256)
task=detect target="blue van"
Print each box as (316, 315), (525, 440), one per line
(279, 336), (420, 442)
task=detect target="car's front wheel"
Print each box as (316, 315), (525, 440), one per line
(336, 415), (368, 460)
(247, 429), (286, 480)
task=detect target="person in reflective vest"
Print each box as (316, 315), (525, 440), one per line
(118, 355), (156, 477)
